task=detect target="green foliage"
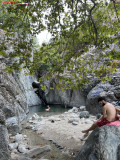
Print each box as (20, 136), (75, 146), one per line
(0, 0), (120, 89)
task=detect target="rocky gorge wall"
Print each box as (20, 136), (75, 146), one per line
(38, 68), (120, 114)
(44, 80), (86, 107)
(0, 55), (42, 136)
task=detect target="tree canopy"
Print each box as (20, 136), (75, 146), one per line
(0, 0), (120, 89)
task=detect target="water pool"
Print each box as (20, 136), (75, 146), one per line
(28, 104), (70, 117)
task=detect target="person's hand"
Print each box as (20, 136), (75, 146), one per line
(93, 120), (98, 123)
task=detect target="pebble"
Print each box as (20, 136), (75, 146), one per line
(72, 121), (79, 125)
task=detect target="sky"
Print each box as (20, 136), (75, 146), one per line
(36, 30), (51, 46)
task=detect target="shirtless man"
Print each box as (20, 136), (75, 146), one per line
(82, 97), (118, 138)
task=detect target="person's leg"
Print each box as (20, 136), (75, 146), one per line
(82, 122), (98, 134)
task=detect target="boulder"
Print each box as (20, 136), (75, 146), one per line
(72, 121), (79, 125)
(8, 143), (18, 151)
(86, 72), (120, 114)
(72, 107), (79, 113)
(32, 113), (39, 120)
(13, 133), (23, 143)
(75, 125), (120, 160)
(79, 106), (86, 111)
(24, 145), (51, 158)
(18, 144), (27, 153)
(6, 116), (21, 136)
(79, 111), (90, 118)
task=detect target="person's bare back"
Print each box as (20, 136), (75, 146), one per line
(81, 97), (118, 139)
(103, 102), (116, 121)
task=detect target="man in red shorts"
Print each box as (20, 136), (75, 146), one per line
(82, 97), (118, 138)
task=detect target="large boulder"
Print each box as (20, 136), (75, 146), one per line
(6, 116), (22, 136)
(75, 125), (120, 160)
(79, 111), (90, 118)
(86, 79), (120, 114)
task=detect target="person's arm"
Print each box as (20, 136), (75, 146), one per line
(98, 115), (104, 121)
(115, 107), (120, 112)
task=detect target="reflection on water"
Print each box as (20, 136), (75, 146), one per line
(28, 104), (70, 117)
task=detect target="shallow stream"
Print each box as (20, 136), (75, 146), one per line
(22, 104), (74, 160)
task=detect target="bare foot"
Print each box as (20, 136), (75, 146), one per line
(80, 132), (89, 141)
(82, 130), (89, 133)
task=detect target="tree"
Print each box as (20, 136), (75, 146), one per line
(0, 0), (120, 88)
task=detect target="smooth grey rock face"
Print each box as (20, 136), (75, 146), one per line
(18, 144), (27, 153)
(0, 67), (28, 123)
(75, 125), (120, 160)
(39, 80), (86, 107)
(13, 70), (41, 106)
(79, 111), (90, 118)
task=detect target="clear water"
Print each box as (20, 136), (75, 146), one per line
(28, 104), (70, 117)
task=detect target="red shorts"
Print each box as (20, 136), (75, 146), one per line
(96, 118), (110, 127)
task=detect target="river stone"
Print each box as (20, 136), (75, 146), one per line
(68, 118), (79, 123)
(72, 107), (79, 113)
(8, 143), (18, 151)
(25, 125), (32, 129)
(24, 145), (51, 158)
(70, 113), (79, 118)
(18, 144), (27, 153)
(32, 113), (39, 120)
(6, 116), (21, 136)
(79, 111), (90, 118)
(79, 106), (86, 111)
(72, 121), (79, 125)
(14, 134), (23, 143)
(75, 125), (120, 160)
(68, 109), (73, 113)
